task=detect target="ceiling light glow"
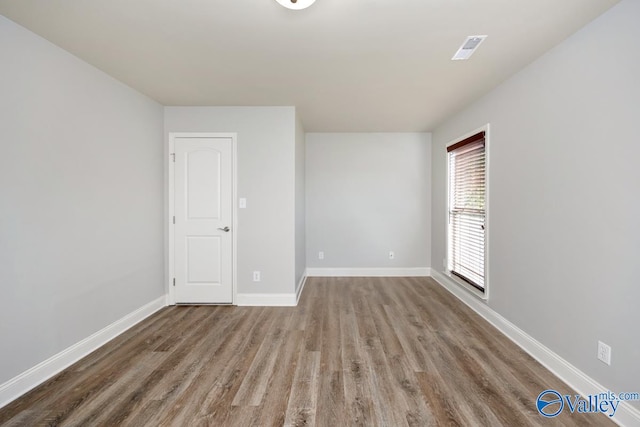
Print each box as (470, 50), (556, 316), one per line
(274, 0), (316, 10)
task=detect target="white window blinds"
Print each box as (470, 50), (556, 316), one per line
(447, 132), (486, 291)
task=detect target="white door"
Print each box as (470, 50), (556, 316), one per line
(173, 136), (233, 304)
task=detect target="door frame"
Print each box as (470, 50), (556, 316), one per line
(167, 132), (238, 305)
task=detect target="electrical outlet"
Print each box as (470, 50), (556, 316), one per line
(253, 271), (261, 282)
(318, 251), (324, 260)
(389, 251), (395, 260)
(597, 341), (611, 365)
(239, 198), (247, 209)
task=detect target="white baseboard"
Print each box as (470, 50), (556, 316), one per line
(296, 270), (307, 305)
(0, 295), (167, 410)
(306, 267), (431, 277)
(430, 270), (640, 427)
(237, 271), (307, 308)
(236, 293), (297, 306)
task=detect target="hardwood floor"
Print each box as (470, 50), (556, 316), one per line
(0, 277), (613, 426)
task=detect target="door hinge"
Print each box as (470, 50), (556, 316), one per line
(170, 153), (175, 162)
(173, 216), (175, 224)
(173, 278), (176, 287)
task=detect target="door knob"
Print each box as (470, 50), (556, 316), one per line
(218, 226), (230, 232)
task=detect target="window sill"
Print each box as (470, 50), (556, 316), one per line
(443, 270), (488, 301)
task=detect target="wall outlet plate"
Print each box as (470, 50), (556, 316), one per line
(597, 341), (611, 365)
(389, 251), (395, 260)
(318, 251), (324, 260)
(253, 271), (261, 282)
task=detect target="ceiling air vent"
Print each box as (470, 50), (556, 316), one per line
(452, 35), (487, 60)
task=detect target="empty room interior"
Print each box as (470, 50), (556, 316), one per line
(1, 0), (639, 425)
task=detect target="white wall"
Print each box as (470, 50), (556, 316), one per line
(431, 0), (639, 408)
(295, 112), (306, 291)
(0, 17), (165, 384)
(306, 133), (431, 271)
(164, 107), (297, 296)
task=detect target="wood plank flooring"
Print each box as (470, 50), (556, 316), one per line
(0, 277), (614, 426)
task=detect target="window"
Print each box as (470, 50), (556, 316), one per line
(447, 131), (486, 292)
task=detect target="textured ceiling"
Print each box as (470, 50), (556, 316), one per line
(0, 0), (619, 131)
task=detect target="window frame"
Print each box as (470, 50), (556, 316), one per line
(445, 124), (490, 300)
